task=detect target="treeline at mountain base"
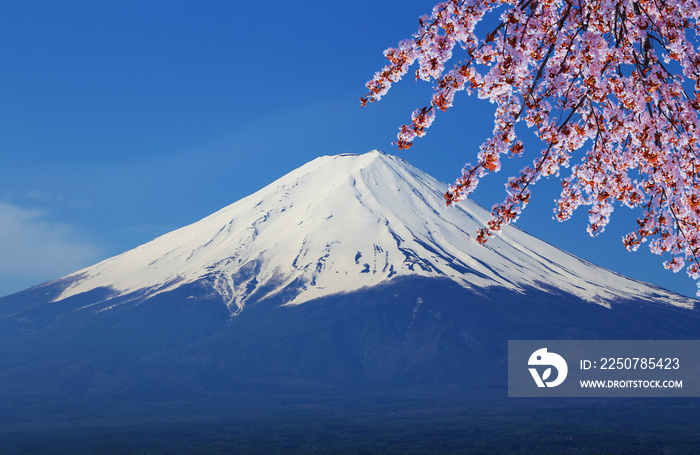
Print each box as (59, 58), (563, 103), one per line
(1, 394), (698, 454)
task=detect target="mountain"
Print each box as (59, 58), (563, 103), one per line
(0, 150), (699, 423)
(35, 150), (694, 313)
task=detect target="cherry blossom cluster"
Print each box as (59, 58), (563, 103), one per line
(363, 0), (700, 293)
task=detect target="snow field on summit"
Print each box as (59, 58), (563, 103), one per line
(53, 151), (694, 313)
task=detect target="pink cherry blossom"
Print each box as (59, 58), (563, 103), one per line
(362, 0), (700, 294)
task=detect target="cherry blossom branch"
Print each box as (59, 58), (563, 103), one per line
(363, 0), (700, 293)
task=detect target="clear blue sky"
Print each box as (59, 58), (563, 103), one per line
(0, 0), (697, 299)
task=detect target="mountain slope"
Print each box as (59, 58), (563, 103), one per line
(51, 150), (693, 314)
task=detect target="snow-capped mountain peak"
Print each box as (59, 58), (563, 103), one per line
(53, 150), (693, 313)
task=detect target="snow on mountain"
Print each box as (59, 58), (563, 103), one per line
(53, 150), (693, 314)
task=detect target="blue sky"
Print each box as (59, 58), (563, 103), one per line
(0, 0), (697, 299)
